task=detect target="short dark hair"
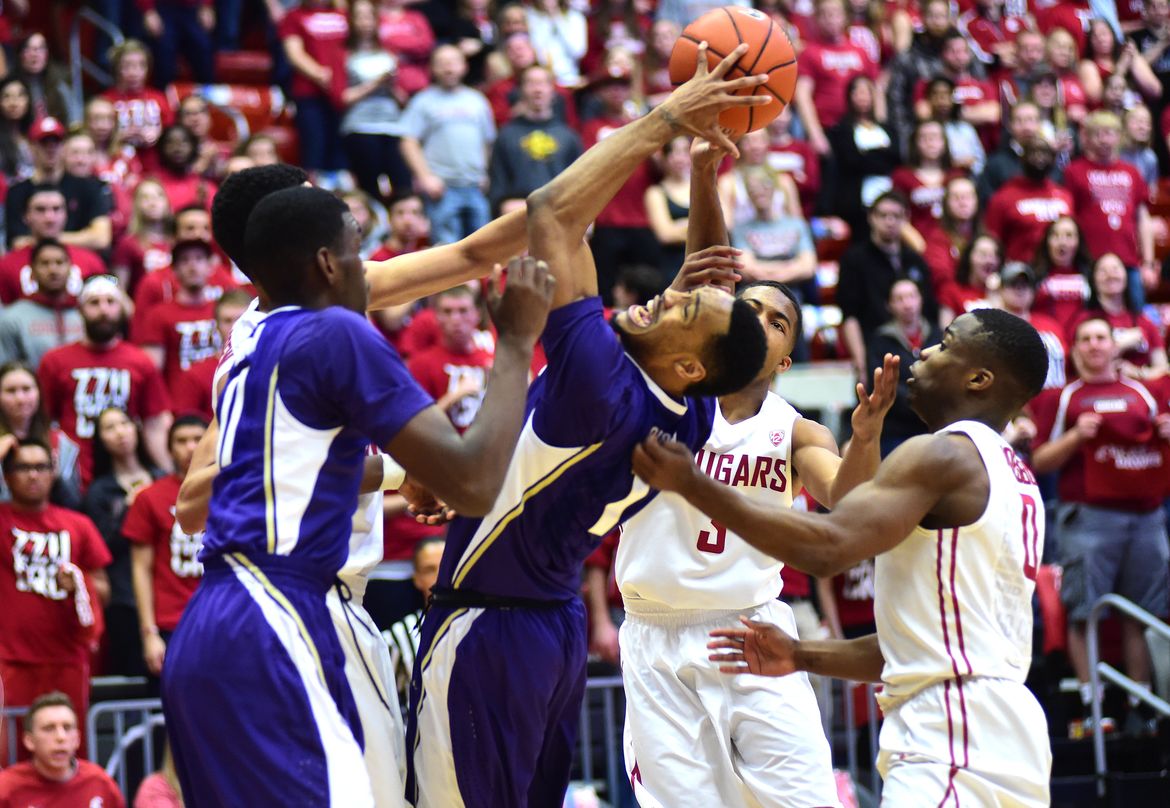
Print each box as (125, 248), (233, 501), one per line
(30, 237), (67, 265)
(24, 691), (75, 733)
(2, 437), (52, 475)
(1073, 315), (1114, 342)
(737, 280), (803, 344)
(412, 535), (446, 568)
(968, 309), (1049, 401)
(869, 189), (909, 214)
(244, 186), (349, 305)
(175, 204), (208, 221)
(686, 298), (768, 397)
(24, 184), (65, 211)
(169, 414), (208, 446)
(211, 164), (309, 271)
(614, 264), (664, 305)
(158, 124), (198, 168)
(387, 191), (424, 212)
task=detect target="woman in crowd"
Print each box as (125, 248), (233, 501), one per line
(100, 39), (173, 153)
(85, 96), (143, 193)
(523, 0), (587, 87)
(342, 0), (411, 199)
(922, 175), (979, 304)
(940, 233), (1002, 323)
(827, 74), (898, 240)
(12, 32), (76, 125)
(582, 0), (649, 78)
(922, 76), (985, 176)
(0, 76), (33, 183)
(890, 119), (961, 252)
(1076, 252), (1168, 379)
(147, 125), (218, 213)
(644, 135), (691, 283)
(0, 362), (81, 509)
(1046, 27), (1088, 127)
(83, 406), (162, 678)
(640, 19), (679, 108)
(111, 180), (175, 295)
(377, 0), (436, 97)
(718, 128), (801, 230)
(1078, 18), (1161, 106)
(1028, 72), (1075, 169)
(1033, 215), (1092, 333)
(1120, 104), (1159, 193)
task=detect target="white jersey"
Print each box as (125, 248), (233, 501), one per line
(617, 392), (799, 613)
(213, 297), (383, 596)
(875, 420), (1043, 705)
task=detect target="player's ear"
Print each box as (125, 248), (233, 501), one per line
(673, 354), (706, 386)
(315, 246), (339, 288)
(774, 354), (793, 375)
(967, 367), (994, 392)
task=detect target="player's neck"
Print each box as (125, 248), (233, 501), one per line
(718, 377), (770, 423)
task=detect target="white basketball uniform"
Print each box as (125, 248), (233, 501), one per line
(873, 420), (1051, 807)
(218, 299), (409, 807)
(617, 393), (840, 808)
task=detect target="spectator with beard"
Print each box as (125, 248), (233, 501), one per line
(886, 0), (952, 153)
(37, 276), (172, 485)
(0, 187), (105, 306)
(0, 240), (85, 370)
(984, 136), (1073, 263)
(976, 100), (1042, 203)
(912, 31), (999, 139)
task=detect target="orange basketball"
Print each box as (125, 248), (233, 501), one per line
(668, 7), (797, 138)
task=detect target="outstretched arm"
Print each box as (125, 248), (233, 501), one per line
(686, 140), (731, 260)
(527, 43), (769, 308)
(632, 430), (985, 577)
(708, 616), (884, 682)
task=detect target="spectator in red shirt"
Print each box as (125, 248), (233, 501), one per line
(125, 415), (206, 678)
(0, 692), (124, 806)
(134, 239), (221, 397)
(1073, 252), (1169, 378)
(280, 0), (349, 181)
(957, 0), (1025, 68)
(38, 276), (173, 485)
(170, 289), (251, 421)
(891, 120), (962, 252)
(378, 0), (436, 97)
(1063, 110), (1157, 306)
(795, 0), (880, 157)
(99, 40), (173, 153)
(1079, 18), (1162, 108)
(923, 175), (979, 303)
(641, 19), (681, 109)
(1047, 27), (1089, 126)
(84, 96), (144, 202)
(0, 441), (111, 759)
(0, 186), (106, 306)
(146, 125), (217, 215)
(984, 135), (1074, 262)
(766, 106), (821, 218)
(940, 232), (1002, 321)
(138, 0), (215, 88)
(484, 33), (579, 128)
(1030, 317), (1170, 731)
(996, 261), (1069, 391)
(1033, 215), (1092, 333)
(912, 30), (1000, 137)
(176, 94), (230, 182)
(111, 179), (173, 295)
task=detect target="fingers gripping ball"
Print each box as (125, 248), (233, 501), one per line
(668, 7), (797, 137)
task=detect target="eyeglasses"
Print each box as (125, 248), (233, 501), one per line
(10, 463), (52, 474)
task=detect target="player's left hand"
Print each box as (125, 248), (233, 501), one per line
(632, 427), (700, 493)
(708, 616), (799, 676)
(401, 476), (456, 525)
(850, 353), (900, 443)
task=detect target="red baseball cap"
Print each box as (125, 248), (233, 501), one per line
(30, 117), (67, 143)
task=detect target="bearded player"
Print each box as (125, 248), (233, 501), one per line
(640, 310), (1054, 807)
(617, 137), (898, 808)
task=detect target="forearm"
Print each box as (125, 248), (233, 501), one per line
(795, 632), (884, 682)
(176, 464), (215, 533)
(794, 82), (824, 142)
(842, 318), (866, 372)
(130, 548), (157, 633)
(961, 101), (1001, 127)
(687, 159), (728, 254)
(90, 571), (111, 606)
(59, 218), (112, 251)
(829, 434), (881, 506)
(1139, 207), (1155, 263)
(1029, 431), (1083, 474)
(584, 566), (612, 629)
(399, 137), (432, 180)
(815, 576), (843, 638)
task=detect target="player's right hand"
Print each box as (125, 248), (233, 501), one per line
(659, 42), (771, 157)
(671, 246), (744, 294)
(488, 256), (556, 346)
(708, 616), (799, 677)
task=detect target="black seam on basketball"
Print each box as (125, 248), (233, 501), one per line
(746, 22), (774, 74)
(721, 7), (745, 45)
(767, 59), (797, 70)
(679, 33), (731, 60)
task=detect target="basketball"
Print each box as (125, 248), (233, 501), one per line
(668, 7), (797, 138)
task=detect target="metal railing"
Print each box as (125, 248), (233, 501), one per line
(69, 7), (124, 114)
(87, 698), (165, 798)
(1087, 593), (1170, 798)
(576, 675), (624, 802)
(1, 705), (28, 766)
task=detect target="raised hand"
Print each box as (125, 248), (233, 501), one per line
(707, 616), (800, 676)
(487, 256), (557, 347)
(658, 42), (771, 157)
(670, 246), (744, 294)
(850, 353), (900, 443)
(631, 427), (701, 493)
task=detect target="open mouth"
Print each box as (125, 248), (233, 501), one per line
(627, 298), (660, 328)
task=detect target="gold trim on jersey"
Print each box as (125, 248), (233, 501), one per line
(227, 552), (326, 688)
(451, 441), (603, 587)
(263, 365), (279, 554)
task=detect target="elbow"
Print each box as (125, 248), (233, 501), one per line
(444, 480), (499, 518)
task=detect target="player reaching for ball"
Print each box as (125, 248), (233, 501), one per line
(406, 45), (771, 807)
(616, 136), (899, 808)
(636, 309), (1054, 807)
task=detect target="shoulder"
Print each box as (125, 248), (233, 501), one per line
(883, 431), (984, 486)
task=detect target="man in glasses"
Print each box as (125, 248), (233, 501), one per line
(0, 440), (111, 759)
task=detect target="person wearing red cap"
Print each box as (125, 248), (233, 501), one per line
(5, 118), (112, 252)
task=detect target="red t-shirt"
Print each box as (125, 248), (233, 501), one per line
(983, 177), (1074, 262)
(111, 232), (173, 296)
(581, 117), (652, 228)
(796, 37), (879, 130)
(768, 140), (820, 217)
(131, 265), (237, 335)
(121, 475), (203, 632)
(780, 565), (812, 599)
(831, 558), (876, 629)
(957, 9), (1028, 64)
(133, 299), (220, 394)
(890, 167), (964, 239)
(38, 341), (171, 484)
(923, 231), (963, 306)
(1068, 309), (1165, 368)
(171, 355), (217, 421)
(912, 74), (996, 109)
(0, 503), (111, 663)
(1030, 377), (1168, 510)
(1032, 2), (1092, 54)
(0, 246), (106, 305)
(395, 306), (440, 359)
(100, 87), (173, 148)
(278, 8), (348, 104)
(378, 9), (435, 96)
(1062, 157), (1147, 267)
(939, 283), (993, 315)
(1034, 265), (1089, 333)
(407, 341), (495, 432)
(0, 760), (125, 808)
(146, 169), (217, 214)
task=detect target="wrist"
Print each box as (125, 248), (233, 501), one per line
(380, 454), (406, 491)
(495, 333), (538, 354)
(141, 625), (160, 639)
